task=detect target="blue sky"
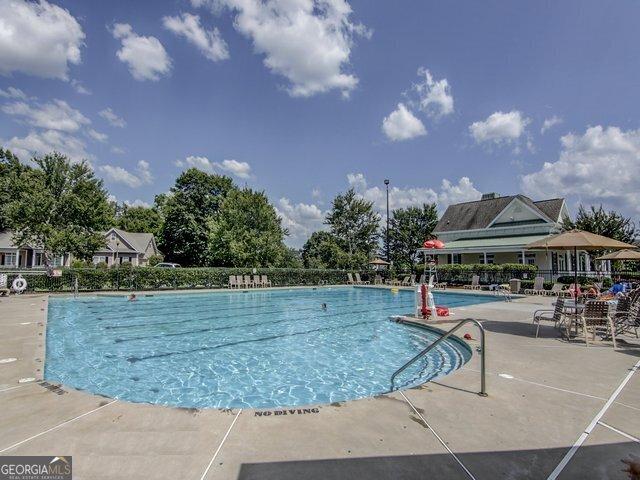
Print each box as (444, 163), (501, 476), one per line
(1, 0), (640, 246)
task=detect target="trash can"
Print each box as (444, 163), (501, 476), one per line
(510, 279), (521, 294)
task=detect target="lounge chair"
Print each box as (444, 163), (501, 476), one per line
(433, 282), (448, 290)
(399, 275), (410, 286)
(253, 274), (262, 287)
(619, 302), (640, 337)
(546, 283), (568, 297)
(374, 275), (383, 285)
(347, 273), (356, 285)
(261, 275), (272, 287)
(243, 275), (254, 288)
(463, 275), (481, 290)
(532, 298), (566, 338)
(355, 273), (369, 285)
(228, 275), (238, 289)
(524, 276), (545, 295)
(580, 300), (616, 348)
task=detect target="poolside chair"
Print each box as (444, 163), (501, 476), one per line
(463, 275), (481, 290)
(433, 282), (448, 290)
(399, 275), (410, 286)
(228, 275), (238, 289)
(261, 275), (272, 288)
(253, 274), (262, 287)
(620, 301), (640, 338)
(347, 273), (356, 285)
(243, 275), (254, 288)
(0, 274), (9, 296)
(532, 298), (566, 338)
(524, 276), (545, 295)
(580, 300), (616, 348)
(547, 283), (568, 297)
(355, 273), (369, 285)
(374, 275), (383, 285)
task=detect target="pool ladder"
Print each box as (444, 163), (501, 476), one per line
(389, 318), (487, 397)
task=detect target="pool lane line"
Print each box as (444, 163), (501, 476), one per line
(199, 409), (243, 480)
(0, 399), (117, 454)
(126, 304), (430, 363)
(112, 300), (415, 343)
(96, 299), (407, 329)
(546, 357), (640, 480)
(399, 391), (476, 480)
(597, 421), (640, 443)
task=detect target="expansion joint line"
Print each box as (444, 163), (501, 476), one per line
(399, 391), (477, 480)
(546, 358), (640, 480)
(199, 409), (243, 480)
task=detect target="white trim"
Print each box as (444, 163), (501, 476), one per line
(486, 197), (554, 229)
(597, 421), (640, 443)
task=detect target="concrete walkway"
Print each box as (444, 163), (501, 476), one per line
(0, 291), (638, 479)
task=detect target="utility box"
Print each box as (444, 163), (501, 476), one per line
(510, 279), (521, 294)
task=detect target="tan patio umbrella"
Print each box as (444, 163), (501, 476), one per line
(595, 249), (640, 261)
(526, 230), (637, 290)
(369, 258), (391, 266)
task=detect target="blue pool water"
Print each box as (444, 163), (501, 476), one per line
(45, 288), (495, 409)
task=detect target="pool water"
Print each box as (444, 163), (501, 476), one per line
(45, 288), (494, 409)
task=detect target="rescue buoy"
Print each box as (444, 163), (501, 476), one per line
(12, 276), (27, 294)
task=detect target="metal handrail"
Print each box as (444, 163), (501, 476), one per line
(390, 318), (487, 396)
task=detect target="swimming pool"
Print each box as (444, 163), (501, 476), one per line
(45, 287), (496, 409)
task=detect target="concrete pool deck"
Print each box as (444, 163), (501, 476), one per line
(0, 289), (639, 479)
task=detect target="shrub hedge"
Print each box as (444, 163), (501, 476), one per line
(5, 267), (366, 292)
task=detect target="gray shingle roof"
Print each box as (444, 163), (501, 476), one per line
(434, 195), (564, 233)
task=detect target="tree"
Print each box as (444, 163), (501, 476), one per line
(116, 204), (163, 237)
(208, 188), (289, 267)
(4, 152), (113, 270)
(383, 203), (439, 270)
(0, 148), (26, 231)
(562, 205), (637, 244)
(159, 168), (235, 266)
(302, 231), (349, 269)
(324, 188), (380, 267)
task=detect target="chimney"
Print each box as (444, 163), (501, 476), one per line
(481, 192), (499, 200)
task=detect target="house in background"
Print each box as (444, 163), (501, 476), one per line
(422, 193), (579, 273)
(0, 228), (160, 268)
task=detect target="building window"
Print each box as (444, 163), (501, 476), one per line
(2, 253), (16, 266)
(521, 253), (536, 265)
(449, 253), (462, 264)
(478, 254), (494, 264)
(35, 253), (43, 266)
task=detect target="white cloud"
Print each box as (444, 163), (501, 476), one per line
(2, 129), (92, 163)
(0, 0), (84, 80)
(2, 99), (90, 132)
(111, 23), (171, 81)
(98, 160), (153, 188)
(521, 125), (640, 214)
(87, 129), (108, 143)
(124, 199), (151, 208)
(111, 146), (125, 155)
(469, 110), (530, 145)
(347, 173), (480, 214)
(174, 155), (253, 179)
(541, 115), (562, 134)
(99, 108), (126, 128)
(413, 67), (453, 117)
(311, 188), (322, 199)
(194, 0), (369, 97)
(70, 79), (91, 95)
(163, 12), (229, 62)
(382, 103), (426, 141)
(276, 197), (326, 247)
(0, 86), (27, 100)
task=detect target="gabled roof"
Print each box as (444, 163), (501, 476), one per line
(434, 195), (565, 233)
(99, 228), (155, 254)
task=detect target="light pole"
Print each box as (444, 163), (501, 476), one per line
(384, 179), (390, 262)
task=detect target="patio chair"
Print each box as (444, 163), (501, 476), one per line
(400, 276), (410, 286)
(228, 275), (238, 289)
(261, 275), (272, 287)
(463, 275), (481, 290)
(347, 273), (356, 285)
(374, 275), (383, 285)
(253, 274), (262, 287)
(628, 288), (640, 305)
(243, 275), (254, 288)
(433, 282), (448, 290)
(580, 300), (616, 348)
(532, 298), (566, 338)
(355, 273), (369, 285)
(547, 283), (568, 297)
(0, 274), (9, 296)
(524, 276), (545, 295)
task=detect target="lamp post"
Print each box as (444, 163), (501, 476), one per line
(384, 179), (390, 262)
